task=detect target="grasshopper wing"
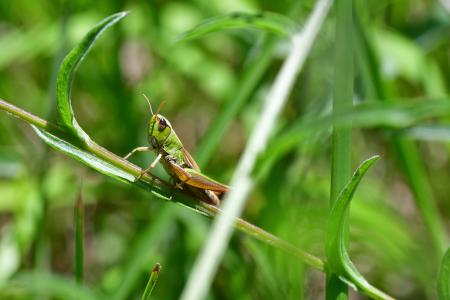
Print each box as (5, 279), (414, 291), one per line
(169, 161), (229, 193)
(181, 147), (201, 172)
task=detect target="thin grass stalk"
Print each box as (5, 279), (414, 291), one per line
(180, 1), (333, 299)
(74, 191), (84, 284)
(140, 263), (161, 300)
(326, 0), (353, 298)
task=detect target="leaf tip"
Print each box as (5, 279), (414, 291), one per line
(116, 11), (130, 18)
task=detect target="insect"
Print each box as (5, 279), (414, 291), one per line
(124, 95), (229, 206)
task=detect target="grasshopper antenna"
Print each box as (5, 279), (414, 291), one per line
(142, 94), (153, 115)
(154, 100), (166, 116)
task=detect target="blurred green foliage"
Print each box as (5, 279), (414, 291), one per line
(0, 0), (449, 299)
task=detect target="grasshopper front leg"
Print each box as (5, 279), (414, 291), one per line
(123, 146), (152, 160)
(133, 153), (163, 182)
(123, 146), (162, 182)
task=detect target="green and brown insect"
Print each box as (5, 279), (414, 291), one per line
(124, 95), (229, 206)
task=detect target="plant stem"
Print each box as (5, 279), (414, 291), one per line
(200, 204), (325, 271)
(327, 0), (352, 299)
(140, 263), (161, 300)
(0, 98), (57, 132)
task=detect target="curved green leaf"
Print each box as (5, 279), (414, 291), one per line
(32, 126), (135, 183)
(177, 12), (297, 42)
(326, 156), (396, 300)
(438, 248), (450, 300)
(56, 11), (128, 142)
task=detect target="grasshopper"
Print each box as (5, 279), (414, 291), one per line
(124, 95), (229, 206)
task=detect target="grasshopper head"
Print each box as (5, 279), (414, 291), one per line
(142, 95), (172, 149)
(148, 113), (172, 149)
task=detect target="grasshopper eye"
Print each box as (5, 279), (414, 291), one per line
(158, 118), (167, 132)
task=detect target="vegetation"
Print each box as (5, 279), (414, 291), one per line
(0, 1), (449, 299)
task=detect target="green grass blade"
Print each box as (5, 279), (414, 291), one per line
(326, 156), (395, 300)
(56, 11), (128, 141)
(74, 190), (84, 284)
(141, 263), (161, 300)
(327, 0), (353, 298)
(32, 126), (135, 183)
(438, 248), (450, 300)
(176, 12), (297, 42)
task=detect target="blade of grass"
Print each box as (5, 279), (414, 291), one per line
(74, 190), (84, 284)
(326, 156), (396, 300)
(140, 263), (161, 300)
(33, 126), (136, 183)
(176, 12), (297, 42)
(181, 1), (333, 299)
(327, 0), (353, 298)
(438, 248), (450, 300)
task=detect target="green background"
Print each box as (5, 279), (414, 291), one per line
(0, 0), (449, 299)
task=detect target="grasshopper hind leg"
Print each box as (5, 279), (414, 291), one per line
(204, 190), (221, 206)
(184, 186), (221, 206)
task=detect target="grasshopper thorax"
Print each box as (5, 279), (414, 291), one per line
(148, 114), (173, 149)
